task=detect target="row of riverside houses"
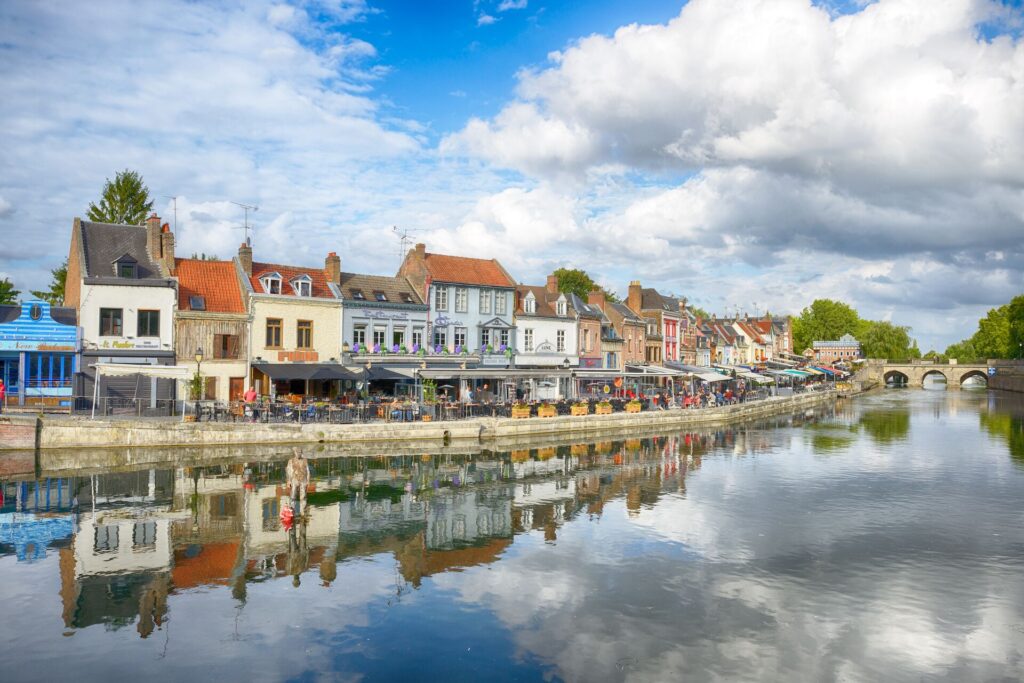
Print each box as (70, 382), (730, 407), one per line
(40, 213), (793, 409)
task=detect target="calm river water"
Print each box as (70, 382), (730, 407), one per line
(2, 389), (1024, 682)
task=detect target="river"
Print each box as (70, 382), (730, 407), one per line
(1, 388), (1023, 682)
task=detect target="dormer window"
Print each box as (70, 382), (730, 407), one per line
(556, 297), (567, 317)
(350, 289), (365, 300)
(374, 291), (387, 302)
(401, 293), (413, 303)
(113, 254), (138, 279)
(290, 275), (312, 297)
(260, 272), (282, 294)
(524, 292), (536, 314)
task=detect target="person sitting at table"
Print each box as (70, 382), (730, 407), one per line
(390, 397), (404, 421)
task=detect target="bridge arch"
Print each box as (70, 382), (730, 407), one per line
(884, 370), (909, 386)
(921, 369), (948, 384)
(959, 369), (988, 387)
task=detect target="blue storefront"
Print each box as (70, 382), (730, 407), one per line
(0, 301), (80, 408)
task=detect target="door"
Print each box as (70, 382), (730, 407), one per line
(229, 377), (244, 401)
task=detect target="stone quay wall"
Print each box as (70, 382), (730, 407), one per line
(989, 361), (1024, 394)
(0, 391), (836, 453)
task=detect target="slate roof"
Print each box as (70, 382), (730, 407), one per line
(514, 285), (569, 318)
(250, 261), (338, 299)
(609, 301), (644, 324)
(339, 272), (424, 305)
(423, 253), (515, 288)
(567, 293), (606, 320)
(79, 221), (164, 279)
(175, 259), (246, 313)
(640, 287), (682, 314)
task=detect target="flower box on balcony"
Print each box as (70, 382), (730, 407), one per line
(570, 404), (590, 416)
(595, 402), (613, 415)
(537, 404), (557, 418)
(511, 405), (532, 419)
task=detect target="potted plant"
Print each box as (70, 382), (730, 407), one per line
(625, 399), (643, 413)
(537, 403), (557, 418)
(570, 401), (590, 416)
(511, 402), (531, 419)
(595, 400), (613, 415)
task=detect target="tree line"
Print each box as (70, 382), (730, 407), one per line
(941, 296), (1024, 362)
(791, 299), (920, 360)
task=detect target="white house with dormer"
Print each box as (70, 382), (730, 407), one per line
(513, 280), (579, 369)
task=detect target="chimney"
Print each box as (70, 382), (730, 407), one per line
(145, 213), (162, 262)
(679, 297), (688, 315)
(546, 274), (559, 295)
(415, 242), (426, 258)
(238, 242), (252, 276)
(325, 252), (341, 285)
(587, 290), (606, 311)
(627, 280), (642, 313)
(159, 223), (175, 275)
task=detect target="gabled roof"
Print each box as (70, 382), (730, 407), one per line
(175, 259), (246, 313)
(79, 220), (165, 280)
(610, 301), (644, 324)
(640, 288), (682, 315)
(339, 272), (424, 306)
(515, 285), (568, 318)
(250, 261), (338, 299)
(567, 293), (606, 321)
(423, 252), (515, 288)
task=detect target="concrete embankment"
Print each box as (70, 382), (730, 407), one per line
(0, 391), (835, 454)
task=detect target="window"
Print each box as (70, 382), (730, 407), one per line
(557, 300), (567, 316)
(435, 287), (448, 311)
(412, 327), (424, 348)
(455, 287), (468, 313)
(353, 325), (366, 346)
(557, 330), (565, 352)
(393, 329), (406, 347)
(292, 279), (311, 297)
(94, 524), (119, 553)
(479, 289), (492, 314)
(499, 329), (509, 348)
(433, 328), (447, 348)
(401, 292), (414, 303)
(189, 295), (206, 311)
(118, 263), (136, 278)
(297, 320), (313, 349)
(266, 318), (282, 348)
(581, 329), (589, 353)
(524, 329), (534, 352)
(261, 276), (281, 294)
(372, 327), (386, 347)
(133, 521), (157, 550)
(454, 327), (467, 348)
(138, 310), (160, 337)
(213, 334), (240, 359)
(495, 292), (506, 315)
(374, 291), (388, 302)
(99, 308), (122, 336)
(350, 289), (365, 300)
(524, 295), (536, 314)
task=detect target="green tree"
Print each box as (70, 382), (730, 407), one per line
(859, 320), (916, 360)
(792, 299), (861, 353)
(553, 268), (619, 303)
(1006, 295), (1024, 359)
(971, 305), (1011, 359)
(30, 259), (67, 306)
(688, 304), (711, 320)
(0, 278), (20, 304)
(87, 169), (154, 225)
(944, 338), (979, 362)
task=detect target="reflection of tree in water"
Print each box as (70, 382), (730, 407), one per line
(859, 409), (911, 444)
(979, 412), (1024, 466)
(805, 423), (857, 454)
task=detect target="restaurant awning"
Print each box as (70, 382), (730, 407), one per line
(90, 363), (191, 379)
(783, 369), (813, 378)
(695, 371), (732, 383)
(252, 363), (356, 380)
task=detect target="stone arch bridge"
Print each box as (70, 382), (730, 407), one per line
(856, 360), (990, 389)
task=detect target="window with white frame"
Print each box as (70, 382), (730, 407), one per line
(557, 330), (565, 352)
(434, 286), (448, 311)
(433, 328), (447, 348)
(373, 327), (387, 347)
(500, 329), (509, 347)
(260, 274), (282, 294)
(524, 328), (534, 352)
(291, 276), (312, 297)
(556, 299), (566, 316)
(455, 287), (468, 313)
(524, 294), (536, 314)
(454, 327), (467, 348)
(495, 291), (506, 315)
(353, 326), (366, 347)
(412, 327), (424, 348)
(479, 289), (491, 314)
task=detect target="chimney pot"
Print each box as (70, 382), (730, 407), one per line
(415, 242), (426, 256)
(587, 290), (606, 310)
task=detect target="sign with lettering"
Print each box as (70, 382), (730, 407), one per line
(101, 339), (160, 350)
(481, 356), (508, 367)
(988, 367), (996, 376)
(278, 350), (320, 362)
(0, 340), (76, 352)
(433, 315), (464, 328)
(364, 310), (411, 321)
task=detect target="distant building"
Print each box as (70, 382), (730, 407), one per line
(812, 333), (861, 364)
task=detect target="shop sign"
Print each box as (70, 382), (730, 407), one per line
(364, 310), (411, 321)
(0, 340), (76, 352)
(481, 356), (508, 367)
(101, 339), (160, 350)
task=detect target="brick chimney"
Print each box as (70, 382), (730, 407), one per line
(627, 280), (642, 314)
(325, 251), (341, 285)
(546, 273), (559, 295)
(587, 290), (606, 311)
(238, 242), (252, 276)
(145, 213), (162, 263)
(159, 223), (175, 275)
(415, 242), (426, 258)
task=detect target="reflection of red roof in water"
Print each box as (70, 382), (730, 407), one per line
(172, 541), (239, 589)
(420, 537), (512, 576)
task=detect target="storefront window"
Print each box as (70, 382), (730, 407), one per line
(138, 310), (160, 337)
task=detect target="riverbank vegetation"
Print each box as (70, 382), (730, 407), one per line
(792, 299), (920, 360)
(941, 295), (1024, 362)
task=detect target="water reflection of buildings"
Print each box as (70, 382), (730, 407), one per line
(1, 426), (773, 638)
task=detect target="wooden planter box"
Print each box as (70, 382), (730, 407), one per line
(421, 415), (432, 422)
(537, 405), (557, 418)
(625, 402), (642, 414)
(570, 405), (590, 416)
(595, 403), (613, 415)
(511, 406), (532, 419)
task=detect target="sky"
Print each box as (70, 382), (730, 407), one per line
(1, 0), (1023, 352)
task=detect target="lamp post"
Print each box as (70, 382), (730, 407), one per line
(194, 347), (204, 421)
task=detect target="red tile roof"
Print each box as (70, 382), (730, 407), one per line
(250, 261), (337, 299)
(423, 253), (514, 288)
(175, 259), (245, 313)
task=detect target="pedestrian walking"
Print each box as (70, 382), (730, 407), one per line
(0, 379), (6, 414)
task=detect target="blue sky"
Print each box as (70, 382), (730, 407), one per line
(0, 0), (1022, 352)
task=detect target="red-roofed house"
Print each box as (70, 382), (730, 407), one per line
(174, 257), (250, 401)
(398, 243), (517, 363)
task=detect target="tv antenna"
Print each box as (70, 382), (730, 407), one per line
(392, 225), (421, 264)
(164, 196), (178, 233)
(231, 201), (258, 246)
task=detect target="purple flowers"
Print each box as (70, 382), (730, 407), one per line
(391, 344), (400, 353)
(352, 342), (360, 352)
(434, 344), (442, 354)
(412, 343), (420, 353)
(373, 343), (381, 353)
